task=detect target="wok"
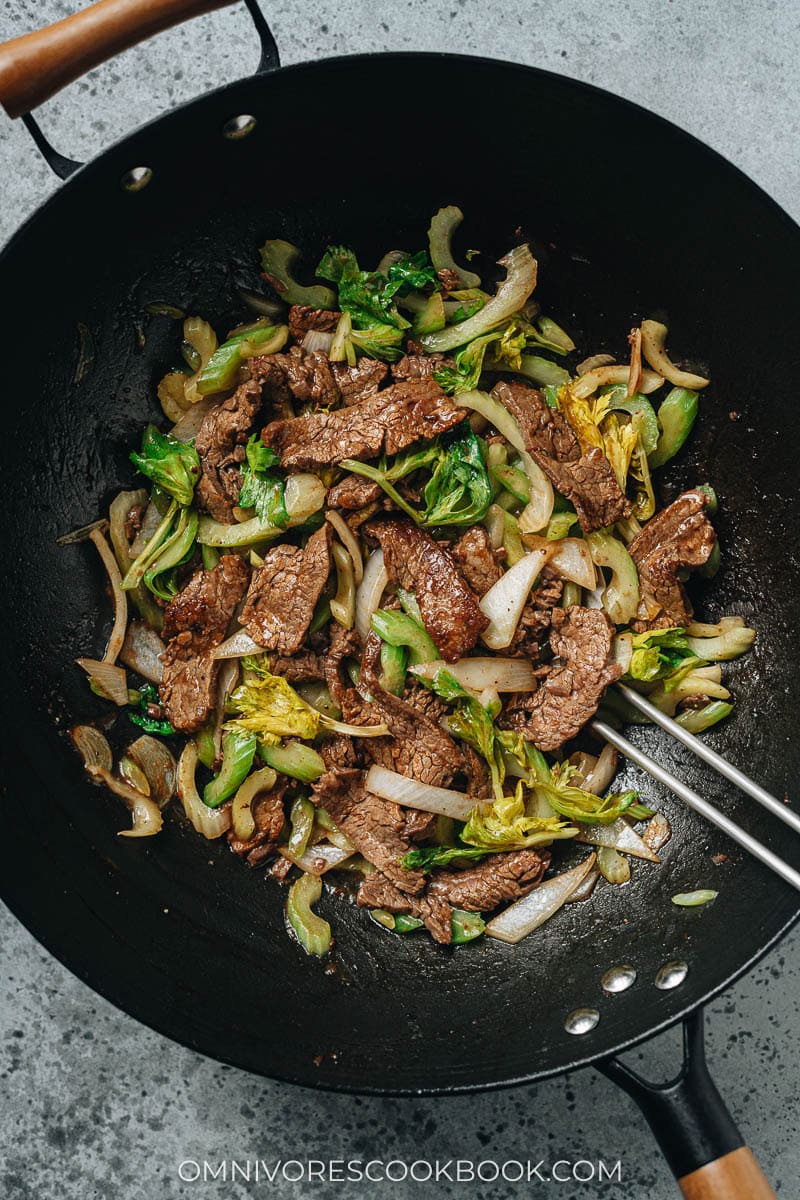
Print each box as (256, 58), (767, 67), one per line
(1, 3), (798, 1195)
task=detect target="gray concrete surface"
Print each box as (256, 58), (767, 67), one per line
(1, 2), (799, 1197)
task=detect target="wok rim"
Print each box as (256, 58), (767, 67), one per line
(2, 49), (799, 1095)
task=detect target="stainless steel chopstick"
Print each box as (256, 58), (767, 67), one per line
(615, 682), (800, 837)
(591, 718), (800, 892)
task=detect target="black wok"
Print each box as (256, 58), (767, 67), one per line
(0, 3), (798, 1195)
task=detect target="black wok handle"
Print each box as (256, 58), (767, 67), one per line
(0, 0), (277, 120)
(598, 1010), (775, 1198)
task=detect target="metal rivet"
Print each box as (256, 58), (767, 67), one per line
(601, 964), (637, 994)
(564, 1007), (600, 1036)
(654, 959), (689, 990)
(121, 166), (153, 192)
(223, 114), (257, 140)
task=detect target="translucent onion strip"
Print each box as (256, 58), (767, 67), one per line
(87, 765), (163, 838)
(76, 657), (129, 706)
(583, 744), (619, 796)
(212, 630), (264, 660)
(355, 548), (388, 642)
(325, 511), (363, 584)
(486, 854), (597, 944)
(410, 657), (536, 693)
(89, 527), (127, 664)
(640, 320), (710, 390)
(479, 547), (551, 650)
(120, 621), (165, 683)
(575, 818), (659, 861)
(330, 540), (356, 629)
(525, 535), (596, 589)
(571, 365), (664, 399)
(365, 764), (478, 821)
(280, 842), (354, 875)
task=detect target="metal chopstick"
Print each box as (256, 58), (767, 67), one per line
(591, 718), (800, 892)
(615, 683), (800, 837)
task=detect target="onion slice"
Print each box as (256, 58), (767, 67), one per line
(326, 511), (364, 584)
(410, 657), (536, 694)
(640, 320), (709, 389)
(583, 744), (618, 796)
(302, 330), (335, 355)
(486, 853), (597, 944)
(524, 535), (596, 589)
(280, 842), (354, 875)
(120, 621), (165, 683)
(576, 818), (659, 861)
(642, 813), (672, 852)
(125, 735), (176, 806)
(76, 657), (129, 706)
(571, 365), (664, 399)
(169, 395), (218, 441)
(71, 725), (113, 771)
(212, 629), (264, 660)
(576, 353), (616, 376)
(86, 765), (163, 838)
(479, 547), (551, 650)
(176, 741), (231, 839)
(420, 243), (537, 353)
(355, 548), (387, 642)
(89, 527), (127, 665)
(365, 764), (479, 821)
(597, 845), (631, 884)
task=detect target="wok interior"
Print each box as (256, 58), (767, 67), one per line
(1, 56), (798, 1091)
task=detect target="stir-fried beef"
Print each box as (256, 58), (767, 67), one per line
(320, 733), (360, 772)
(249, 346), (338, 409)
(357, 873), (453, 945)
(323, 624), (363, 709)
(366, 518), (488, 661)
(436, 267), (462, 294)
(501, 606), (621, 750)
(261, 378), (466, 469)
(491, 381), (631, 532)
(391, 352), (455, 381)
(403, 809), (439, 841)
(511, 566), (564, 657)
(312, 769), (425, 894)
(195, 379), (262, 523)
(228, 788), (286, 866)
(450, 525), (504, 596)
(331, 359), (389, 403)
(287, 305), (340, 341)
(270, 649), (326, 683)
(428, 848), (551, 911)
(240, 524), (331, 655)
(160, 555), (251, 732)
(327, 474), (384, 510)
(628, 489), (716, 630)
(340, 635), (463, 786)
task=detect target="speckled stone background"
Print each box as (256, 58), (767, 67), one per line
(1, 3), (799, 1198)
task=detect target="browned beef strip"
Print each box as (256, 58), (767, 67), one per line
(511, 566), (564, 658)
(227, 788), (286, 865)
(240, 524), (332, 655)
(287, 305), (340, 341)
(249, 346), (338, 409)
(323, 624), (362, 709)
(357, 873), (452, 944)
(450, 525), (505, 596)
(331, 359), (389, 403)
(500, 606), (622, 751)
(366, 518), (488, 662)
(320, 733), (360, 772)
(491, 381), (631, 532)
(403, 809), (439, 841)
(194, 379), (262, 523)
(391, 352), (456, 381)
(340, 633), (463, 787)
(327, 474), (384, 510)
(261, 378), (466, 469)
(312, 769), (425, 894)
(160, 555), (251, 732)
(270, 649), (326, 683)
(428, 848), (551, 911)
(628, 489), (716, 630)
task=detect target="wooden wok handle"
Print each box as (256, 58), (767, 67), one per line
(678, 1147), (776, 1198)
(598, 1012), (777, 1199)
(0, 0), (238, 119)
